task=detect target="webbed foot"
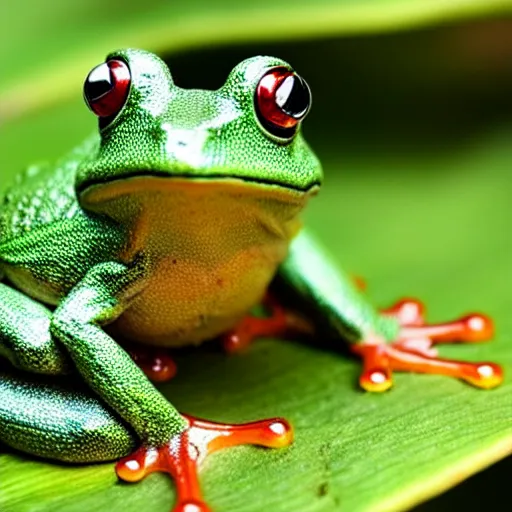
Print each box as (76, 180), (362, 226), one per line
(116, 414), (293, 512)
(223, 294), (314, 353)
(353, 298), (502, 391)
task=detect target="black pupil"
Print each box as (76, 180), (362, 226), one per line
(275, 75), (310, 119)
(85, 63), (113, 101)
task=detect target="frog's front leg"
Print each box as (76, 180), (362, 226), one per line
(227, 230), (502, 391)
(352, 298), (500, 391)
(284, 231), (503, 390)
(50, 261), (292, 512)
(50, 261), (186, 445)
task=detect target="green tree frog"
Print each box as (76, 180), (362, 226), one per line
(0, 49), (502, 512)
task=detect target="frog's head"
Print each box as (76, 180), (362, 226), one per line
(77, 49), (322, 224)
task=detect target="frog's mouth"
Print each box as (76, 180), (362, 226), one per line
(79, 171), (321, 207)
(79, 170), (321, 198)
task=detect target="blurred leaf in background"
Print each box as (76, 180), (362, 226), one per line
(1, 1), (512, 511)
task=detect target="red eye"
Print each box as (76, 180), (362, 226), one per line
(83, 59), (130, 120)
(255, 67), (311, 139)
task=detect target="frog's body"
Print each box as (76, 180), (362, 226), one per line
(0, 49), (502, 512)
(1, 143), (306, 346)
(92, 176), (306, 346)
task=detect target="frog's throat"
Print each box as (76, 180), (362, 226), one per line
(79, 175), (315, 265)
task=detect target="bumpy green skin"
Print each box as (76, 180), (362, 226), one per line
(0, 367), (135, 462)
(0, 49), (399, 463)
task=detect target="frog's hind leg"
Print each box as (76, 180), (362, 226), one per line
(0, 367), (135, 462)
(0, 283), (134, 462)
(1, 367), (294, 512)
(0, 282), (176, 383)
(0, 283), (68, 375)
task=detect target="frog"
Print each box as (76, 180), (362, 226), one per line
(0, 48), (503, 512)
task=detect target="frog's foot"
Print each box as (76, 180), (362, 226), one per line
(223, 294), (314, 353)
(352, 303), (502, 392)
(381, 298), (426, 326)
(116, 414), (293, 512)
(129, 347), (177, 383)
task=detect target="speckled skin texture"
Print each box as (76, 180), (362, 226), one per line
(0, 49), (399, 462)
(0, 367), (135, 462)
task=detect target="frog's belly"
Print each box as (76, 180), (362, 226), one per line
(112, 250), (279, 347)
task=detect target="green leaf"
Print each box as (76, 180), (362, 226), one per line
(1, 12), (512, 512)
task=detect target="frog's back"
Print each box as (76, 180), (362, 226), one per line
(0, 136), (98, 243)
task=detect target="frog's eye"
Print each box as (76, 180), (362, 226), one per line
(255, 67), (311, 140)
(83, 59), (131, 120)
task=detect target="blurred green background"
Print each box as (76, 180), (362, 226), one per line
(1, 2), (512, 511)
